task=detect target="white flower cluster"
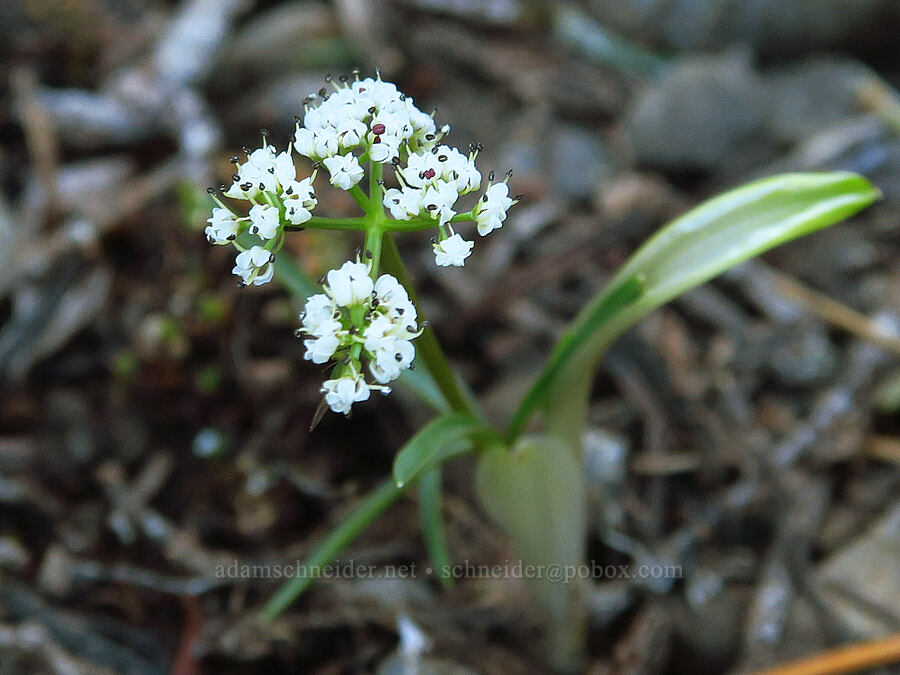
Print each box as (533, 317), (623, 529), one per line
(299, 259), (420, 414)
(206, 136), (318, 287)
(293, 72), (518, 267)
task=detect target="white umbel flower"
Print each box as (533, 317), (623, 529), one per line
(322, 373), (372, 415)
(323, 154), (364, 190)
(475, 182), (516, 236)
(326, 261), (374, 307)
(233, 246), (275, 286)
(248, 204), (281, 240)
(297, 260), (420, 415)
(206, 207), (240, 244)
(433, 233), (474, 267)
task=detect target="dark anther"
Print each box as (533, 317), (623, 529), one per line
(332, 310), (340, 318)
(242, 146), (250, 154)
(368, 106), (377, 114)
(425, 133), (435, 141)
(251, 226), (259, 234)
(339, 74), (348, 82)
(351, 67), (360, 76)
(391, 157), (400, 166)
(365, 249), (373, 259)
(373, 136), (381, 144)
(399, 93), (406, 101)
(325, 73), (333, 82)
(421, 320), (429, 328)
(376, 179), (385, 185)
(294, 328), (303, 337)
(406, 325), (416, 333)
(285, 186), (294, 195)
(431, 147), (438, 154)
(206, 187), (215, 194)
(426, 204), (436, 211)
(260, 128), (269, 137)
(514, 193), (525, 201)
(318, 274), (327, 285)
(318, 87), (327, 97)
(219, 184), (227, 191)
(226, 234), (236, 241)
(430, 236), (437, 243)
(241, 182), (253, 191)
(237, 281), (246, 288)
(395, 353), (402, 362)
(396, 307), (404, 315)
(505, 169), (513, 178)
(294, 115), (303, 122)
(482, 194), (488, 202)
(349, 325), (358, 335)
(409, 364), (415, 370)
(229, 155), (239, 164)
(207, 235), (214, 243)
(488, 170), (495, 181)
(371, 299), (379, 308)
(269, 253), (276, 263)
(258, 183), (266, 191)
(232, 174), (240, 182)
(438, 154), (447, 161)
(476, 143), (484, 151)
(267, 167), (275, 173)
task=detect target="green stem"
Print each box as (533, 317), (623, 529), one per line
(285, 216), (368, 231)
(364, 225), (384, 276)
(349, 185), (371, 214)
(385, 212), (475, 232)
(260, 477), (404, 619)
(381, 234), (476, 417)
(418, 467), (454, 588)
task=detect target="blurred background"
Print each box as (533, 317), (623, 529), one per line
(1, 0), (899, 673)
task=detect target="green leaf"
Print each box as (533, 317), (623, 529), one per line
(543, 171), (880, 449)
(475, 435), (587, 671)
(418, 467), (454, 588)
(392, 414), (483, 488)
(261, 477), (403, 619)
(506, 275), (645, 439)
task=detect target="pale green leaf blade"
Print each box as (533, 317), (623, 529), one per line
(392, 414), (483, 488)
(543, 171), (880, 448)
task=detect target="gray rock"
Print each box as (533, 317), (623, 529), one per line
(625, 51), (770, 171)
(550, 125), (612, 201)
(587, 0), (898, 56)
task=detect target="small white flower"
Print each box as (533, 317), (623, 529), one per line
(322, 373), (371, 414)
(326, 260), (373, 306)
(233, 246), (275, 286)
(302, 293), (337, 334)
(433, 233), (473, 267)
(323, 154), (364, 190)
(370, 339), (415, 384)
(475, 182), (515, 236)
(248, 203), (281, 240)
(294, 126), (317, 157)
(303, 321), (342, 364)
(421, 181), (458, 226)
(336, 117), (367, 149)
(282, 176), (317, 226)
(205, 207), (240, 244)
(383, 187), (423, 220)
